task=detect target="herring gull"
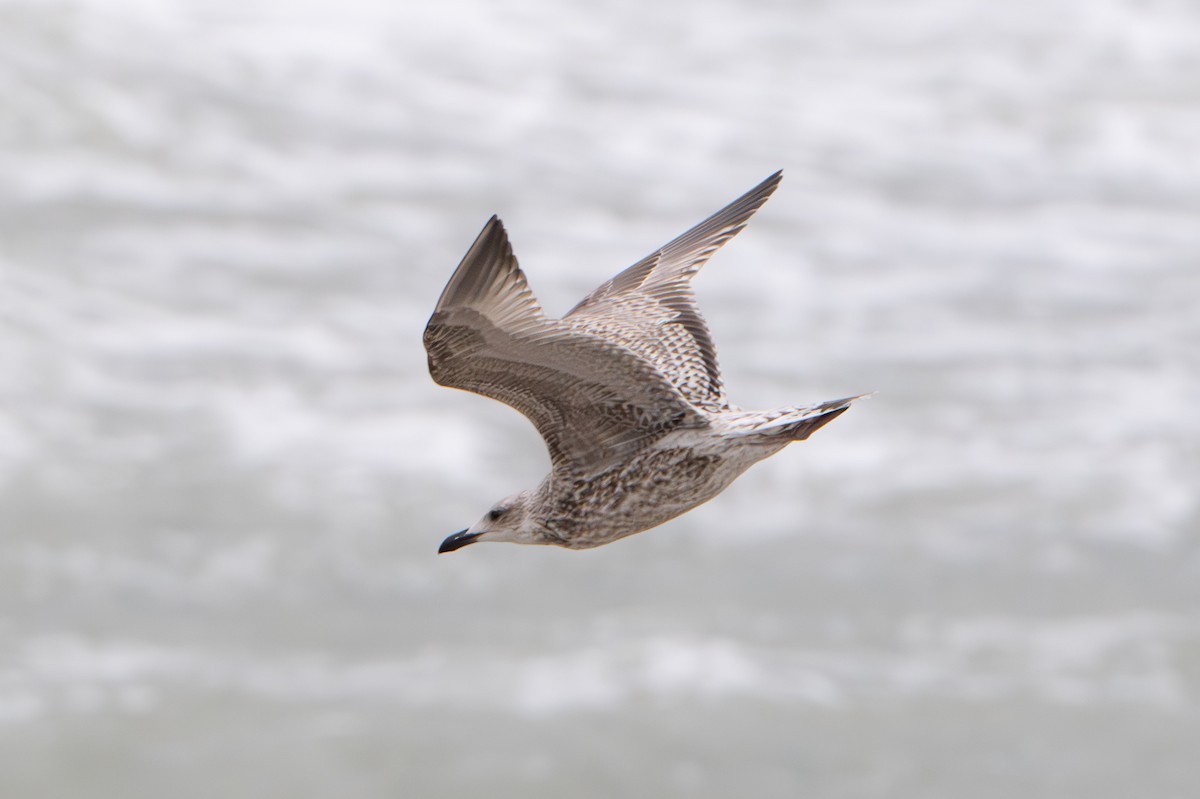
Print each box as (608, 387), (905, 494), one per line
(425, 171), (868, 552)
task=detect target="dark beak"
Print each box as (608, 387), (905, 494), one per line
(438, 529), (483, 554)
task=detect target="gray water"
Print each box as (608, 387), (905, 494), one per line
(2, 0), (1199, 796)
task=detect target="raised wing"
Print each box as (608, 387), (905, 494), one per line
(424, 216), (702, 475)
(564, 171), (783, 410)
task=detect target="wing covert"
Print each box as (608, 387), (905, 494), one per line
(564, 171), (783, 409)
(425, 217), (701, 474)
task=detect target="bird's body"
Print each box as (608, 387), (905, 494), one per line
(497, 403), (856, 550)
(425, 172), (867, 552)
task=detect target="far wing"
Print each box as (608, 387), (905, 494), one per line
(564, 171), (783, 410)
(424, 217), (702, 475)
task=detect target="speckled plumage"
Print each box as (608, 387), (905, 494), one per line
(426, 172), (868, 552)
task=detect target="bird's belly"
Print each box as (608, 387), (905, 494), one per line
(550, 438), (771, 548)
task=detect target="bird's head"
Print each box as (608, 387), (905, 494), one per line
(438, 490), (540, 553)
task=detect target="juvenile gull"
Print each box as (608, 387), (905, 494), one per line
(426, 171), (868, 552)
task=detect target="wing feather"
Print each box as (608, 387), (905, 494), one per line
(564, 171), (783, 409)
(425, 217), (701, 475)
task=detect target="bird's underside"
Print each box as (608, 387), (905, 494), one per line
(424, 171), (868, 553)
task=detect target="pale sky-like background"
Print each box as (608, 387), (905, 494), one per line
(2, 1), (1199, 796)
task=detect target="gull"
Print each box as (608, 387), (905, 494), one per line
(425, 171), (868, 553)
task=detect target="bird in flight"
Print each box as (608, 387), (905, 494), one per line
(425, 171), (868, 553)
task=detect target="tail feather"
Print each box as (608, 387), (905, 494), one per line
(774, 405), (849, 441)
(722, 393), (871, 442)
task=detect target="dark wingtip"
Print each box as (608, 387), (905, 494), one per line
(438, 529), (482, 554)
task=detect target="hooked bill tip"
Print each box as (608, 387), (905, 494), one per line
(438, 529), (482, 554)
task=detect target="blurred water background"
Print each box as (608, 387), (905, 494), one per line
(2, 0), (1199, 796)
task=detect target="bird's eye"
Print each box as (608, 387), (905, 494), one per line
(488, 507), (506, 521)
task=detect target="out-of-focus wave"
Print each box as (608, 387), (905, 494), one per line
(2, 0), (1199, 796)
